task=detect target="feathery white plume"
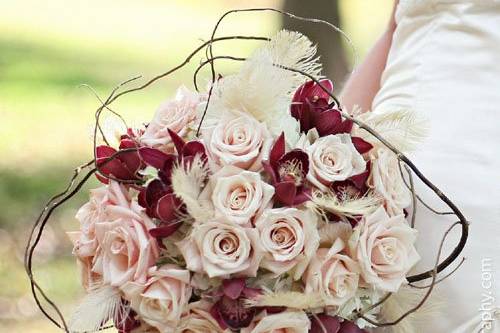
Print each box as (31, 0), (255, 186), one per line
(171, 154), (212, 222)
(354, 109), (429, 153)
(379, 286), (444, 333)
(245, 290), (327, 310)
(205, 30), (322, 146)
(308, 189), (381, 219)
(318, 221), (353, 247)
(69, 285), (127, 332)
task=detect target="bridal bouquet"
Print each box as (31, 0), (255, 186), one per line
(64, 29), (430, 333)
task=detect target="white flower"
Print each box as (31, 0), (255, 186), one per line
(140, 86), (201, 149)
(255, 207), (319, 280)
(369, 148), (411, 216)
(304, 238), (360, 306)
(177, 221), (264, 278)
(201, 165), (274, 227)
(202, 111), (273, 172)
(305, 134), (366, 191)
(121, 265), (192, 333)
(348, 207), (420, 292)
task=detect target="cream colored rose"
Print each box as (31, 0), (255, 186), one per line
(369, 148), (411, 216)
(304, 238), (360, 306)
(203, 111), (272, 171)
(255, 207), (319, 280)
(68, 181), (157, 289)
(177, 221), (264, 278)
(122, 265), (192, 333)
(305, 134), (366, 191)
(68, 181), (136, 259)
(348, 206), (420, 292)
(202, 165), (274, 226)
(93, 217), (159, 287)
(178, 301), (230, 333)
(140, 86), (201, 149)
(241, 311), (311, 333)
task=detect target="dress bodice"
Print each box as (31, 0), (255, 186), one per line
(372, 1), (500, 332)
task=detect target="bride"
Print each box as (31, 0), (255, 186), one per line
(341, 1), (500, 332)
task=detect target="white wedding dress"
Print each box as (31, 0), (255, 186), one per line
(372, 1), (500, 332)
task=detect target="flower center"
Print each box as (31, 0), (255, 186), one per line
(278, 159), (304, 186)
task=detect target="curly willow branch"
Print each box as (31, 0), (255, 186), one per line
(25, 7), (469, 332)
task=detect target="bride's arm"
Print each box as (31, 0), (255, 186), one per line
(340, 1), (398, 112)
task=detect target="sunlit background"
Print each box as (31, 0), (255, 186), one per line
(0, 0), (392, 331)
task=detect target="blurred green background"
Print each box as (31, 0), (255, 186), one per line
(0, 0), (392, 331)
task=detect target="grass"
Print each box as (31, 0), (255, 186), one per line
(0, 0), (391, 331)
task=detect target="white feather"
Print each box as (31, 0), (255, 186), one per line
(379, 285), (444, 333)
(171, 154), (213, 222)
(69, 285), (128, 332)
(308, 189), (381, 219)
(205, 30), (322, 146)
(354, 109), (429, 153)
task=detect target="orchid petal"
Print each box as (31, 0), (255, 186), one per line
(222, 278), (246, 300)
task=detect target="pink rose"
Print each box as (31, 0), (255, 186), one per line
(201, 166), (274, 226)
(93, 215), (159, 287)
(140, 86), (201, 149)
(122, 265), (192, 333)
(348, 206), (420, 292)
(254, 207), (319, 280)
(369, 148), (411, 216)
(68, 181), (136, 259)
(241, 311), (311, 333)
(305, 134), (366, 191)
(304, 238), (360, 306)
(178, 301), (230, 333)
(177, 221), (264, 278)
(203, 111), (272, 171)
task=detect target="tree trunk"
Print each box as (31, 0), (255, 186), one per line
(281, 0), (348, 88)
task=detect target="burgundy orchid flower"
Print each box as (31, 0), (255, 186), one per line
(137, 129), (207, 239)
(291, 79), (353, 136)
(96, 135), (144, 184)
(210, 278), (261, 330)
(263, 133), (311, 206)
(310, 314), (368, 333)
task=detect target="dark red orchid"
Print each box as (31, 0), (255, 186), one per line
(263, 133), (311, 206)
(138, 179), (184, 238)
(310, 314), (368, 333)
(96, 135), (144, 184)
(138, 129), (207, 239)
(291, 79), (352, 136)
(210, 278), (261, 330)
